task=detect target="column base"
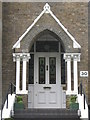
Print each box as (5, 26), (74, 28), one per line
(16, 90), (28, 94)
(66, 90), (78, 95)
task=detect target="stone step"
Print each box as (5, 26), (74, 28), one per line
(14, 117), (81, 120)
(13, 109), (81, 120)
(14, 108), (78, 114)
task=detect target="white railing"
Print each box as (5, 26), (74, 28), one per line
(77, 83), (88, 119)
(77, 94), (88, 119)
(1, 83), (16, 120)
(2, 94), (16, 119)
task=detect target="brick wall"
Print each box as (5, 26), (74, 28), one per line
(0, 1), (2, 108)
(2, 2), (88, 102)
(88, 2), (90, 104)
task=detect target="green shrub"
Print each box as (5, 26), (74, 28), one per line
(70, 95), (77, 103)
(17, 96), (23, 103)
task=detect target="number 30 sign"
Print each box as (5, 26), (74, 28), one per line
(80, 71), (88, 77)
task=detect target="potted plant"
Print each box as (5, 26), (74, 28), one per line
(69, 95), (79, 110)
(14, 95), (24, 110)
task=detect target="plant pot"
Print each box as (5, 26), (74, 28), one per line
(69, 103), (79, 110)
(4, 118), (14, 120)
(14, 102), (24, 110)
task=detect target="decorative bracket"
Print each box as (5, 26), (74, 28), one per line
(44, 3), (50, 13)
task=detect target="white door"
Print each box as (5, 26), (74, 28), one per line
(34, 53), (62, 108)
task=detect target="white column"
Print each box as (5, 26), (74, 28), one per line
(64, 53), (81, 95)
(67, 56), (71, 93)
(22, 53), (30, 94)
(16, 56), (20, 93)
(73, 55), (79, 94)
(22, 57), (27, 92)
(13, 53), (30, 94)
(64, 54), (72, 94)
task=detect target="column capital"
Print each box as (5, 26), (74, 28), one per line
(73, 54), (81, 61)
(13, 53), (30, 62)
(64, 54), (71, 62)
(13, 54), (20, 62)
(64, 53), (81, 62)
(22, 54), (30, 62)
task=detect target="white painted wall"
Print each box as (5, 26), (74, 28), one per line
(77, 94), (88, 119)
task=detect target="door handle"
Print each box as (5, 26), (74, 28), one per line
(46, 65), (48, 71)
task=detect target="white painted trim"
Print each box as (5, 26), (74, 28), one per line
(12, 3), (81, 49)
(66, 91), (78, 95)
(16, 90), (28, 94)
(64, 53), (81, 55)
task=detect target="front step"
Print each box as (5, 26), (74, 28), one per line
(13, 109), (81, 120)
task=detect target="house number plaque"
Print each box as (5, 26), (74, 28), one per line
(80, 71), (88, 77)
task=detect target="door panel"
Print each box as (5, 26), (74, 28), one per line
(38, 92), (46, 104)
(34, 53), (61, 108)
(49, 57), (56, 84)
(39, 57), (45, 84)
(48, 92), (57, 104)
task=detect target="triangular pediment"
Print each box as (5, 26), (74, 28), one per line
(12, 3), (81, 49)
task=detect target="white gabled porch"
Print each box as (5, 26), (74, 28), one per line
(1, 3), (89, 120)
(11, 2), (82, 111)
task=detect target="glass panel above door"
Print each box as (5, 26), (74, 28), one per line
(29, 54), (34, 84)
(36, 41), (59, 52)
(49, 57), (56, 84)
(39, 57), (45, 84)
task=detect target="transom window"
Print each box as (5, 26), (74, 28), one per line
(30, 41), (59, 53)
(36, 41), (59, 52)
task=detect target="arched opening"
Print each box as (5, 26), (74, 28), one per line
(29, 29), (65, 85)
(29, 29), (65, 53)
(28, 30), (66, 108)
